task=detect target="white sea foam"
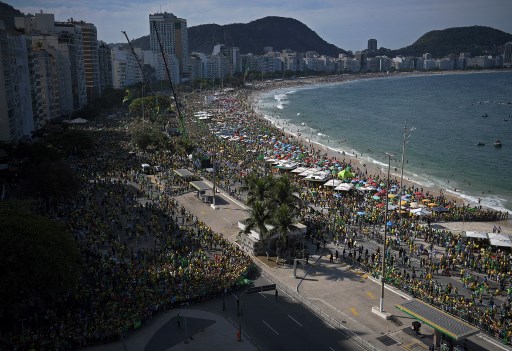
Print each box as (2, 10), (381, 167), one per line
(274, 93), (287, 101)
(445, 190), (510, 214)
(256, 72), (512, 213)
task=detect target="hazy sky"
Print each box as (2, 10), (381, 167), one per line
(6, 0), (512, 52)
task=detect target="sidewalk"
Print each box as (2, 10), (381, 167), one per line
(85, 307), (256, 351)
(85, 186), (509, 351)
(176, 189), (423, 351)
(176, 186), (511, 351)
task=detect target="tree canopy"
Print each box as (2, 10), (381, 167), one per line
(128, 95), (174, 124)
(129, 121), (168, 151)
(0, 203), (83, 322)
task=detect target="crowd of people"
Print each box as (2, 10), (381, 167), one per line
(181, 85), (512, 345)
(3, 79), (511, 349)
(3, 116), (253, 349)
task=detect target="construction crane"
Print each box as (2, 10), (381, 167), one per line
(121, 31), (154, 97)
(151, 22), (187, 140)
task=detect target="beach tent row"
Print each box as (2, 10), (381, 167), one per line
(463, 231), (512, 247)
(194, 111), (213, 120)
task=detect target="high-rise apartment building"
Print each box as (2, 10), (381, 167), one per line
(111, 46), (144, 89)
(0, 21), (34, 142)
(355, 51), (367, 71)
(368, 39), (377, 52)
(98, 41), (113, 91)
(53, 20), (87, 110)
(0, 21), (19, 142)
(75, 21), (100, 103)
(504, 42), (512, 68)
(149, 12), (189, 81)
(31, 43), (61, 129)
(15, 13), (87, 111)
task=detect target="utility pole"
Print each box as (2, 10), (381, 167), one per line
(211, 151), (216, 209)
(141, 85), (145, 121)
(380, 152), (394, 313)
(398, 121), (415, 217)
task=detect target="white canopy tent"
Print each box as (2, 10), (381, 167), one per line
(298, 168), (319, 177)
(464, 231), (489, 239)
(291, 167), (308, 174)
(488, 233), (512, 247)
(334, 183), (355, 191)
(324, 179), (343, 187)
(410, 208), (432, 216)
(358, 186), (377, 191)
(305, 170), (330, 182)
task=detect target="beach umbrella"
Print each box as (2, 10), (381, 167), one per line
(431, 206), (450, 212)
(387, 194), (396, 198)
(387, 221), (394, 227)
(373, 195), (381, 200)
(356, 211), (366, 216)
(376, 203), (385, 208)
(410, 208), (432, 216)
(338, 168), (354, 179)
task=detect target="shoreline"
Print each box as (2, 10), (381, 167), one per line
(243, 71), (512, 229)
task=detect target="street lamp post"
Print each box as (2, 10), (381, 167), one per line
(380, 152), (394, 313)
(211, 151), (217, 208)
(398, 121), (415, 217)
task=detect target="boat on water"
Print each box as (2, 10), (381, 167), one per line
(482, 113), (489, 118)
(494, 139), (503, 147)
(476, 142), (485, 146)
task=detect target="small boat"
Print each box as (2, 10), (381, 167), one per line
(476, 142), (485, 146)
(494, 139), (503, 147)
(482, 113), (489, 118)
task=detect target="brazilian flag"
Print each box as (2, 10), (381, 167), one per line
(122, 89), (132, 105)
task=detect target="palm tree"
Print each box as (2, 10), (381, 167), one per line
(244, 174), (273, 206)
(271, 204), (297, 264)
(270, 175), (298, 209)
(243, 200), (272, 259)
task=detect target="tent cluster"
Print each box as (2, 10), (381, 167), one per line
(463, 231), (512, 248)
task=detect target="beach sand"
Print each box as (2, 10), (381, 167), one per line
(246, 73), (512, 232)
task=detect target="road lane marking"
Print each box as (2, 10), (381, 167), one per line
(329, 347), (336, 351)
(477, 333), (511, 351)
(350, 307), (359, 316)
(262, 320), (279, 335)
(367, 291), (376, 300)
(288, 314), (303, 327)
(259, 292), (268, 299)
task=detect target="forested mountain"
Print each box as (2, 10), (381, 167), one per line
(385, 26), (512, 58)
(131, 16), (346, 56)
(0, 1), (23, 30)
(2, 1), (511, 59)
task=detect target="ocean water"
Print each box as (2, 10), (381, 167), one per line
(255, 71), (512, 214)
